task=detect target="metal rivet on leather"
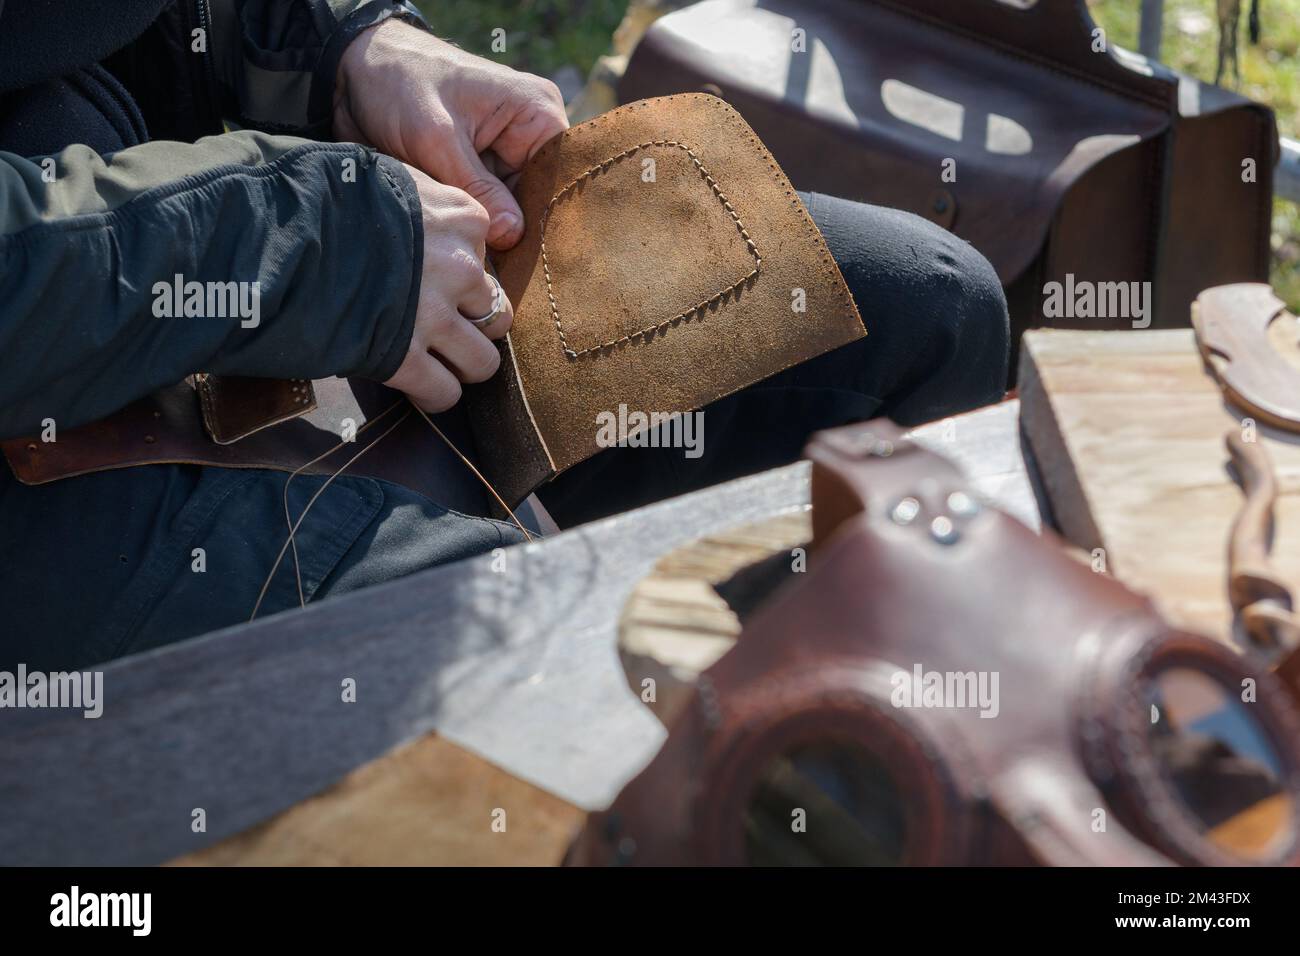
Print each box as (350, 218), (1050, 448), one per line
(930, 515), (960, 545)
(947, 491), (980, 517)
(926, 188), (957, 229)
(891, 497), (921, 525)
(696, 676), (723, 730)
(616, 836), (638, 859)
(832, 430), (879, 457)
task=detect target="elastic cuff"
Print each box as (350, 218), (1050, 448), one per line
(366, 154), (424, 382)
(308, 2), (435, 140)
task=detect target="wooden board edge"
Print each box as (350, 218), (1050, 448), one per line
(1017, 334), (1107, 554)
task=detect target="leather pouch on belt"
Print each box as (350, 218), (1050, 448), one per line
(2, 94), (865, 507)
(194, 374), (316, 444)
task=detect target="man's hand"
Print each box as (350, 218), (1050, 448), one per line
(334, 19), (569, 250)
(383, 165), (514, 412)
(335, 19), (566, 410)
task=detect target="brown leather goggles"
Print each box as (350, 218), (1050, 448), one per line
(568, 422), (1300, 866)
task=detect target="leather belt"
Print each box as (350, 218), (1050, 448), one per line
(0, 376), (494, 518)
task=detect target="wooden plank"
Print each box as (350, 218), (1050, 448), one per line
(174, 403), (1041, 866)
(1019, 328), (1300, 641)
(0, 401), (1038, 866)
(0, 463), (812, 865)
(187, 403), (1038, 866)
(171, 735), (581, 867)
(619, 511), (811, 728)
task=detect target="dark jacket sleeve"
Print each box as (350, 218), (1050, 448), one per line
(206, 0), (431, 139)
(0, 131), (423, 439)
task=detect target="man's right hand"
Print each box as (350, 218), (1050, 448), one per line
(383, 165), (514, 412)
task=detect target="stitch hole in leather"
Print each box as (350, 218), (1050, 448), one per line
(540, 140), (762, 359)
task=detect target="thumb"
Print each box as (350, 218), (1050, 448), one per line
(448, 140), (525, 250)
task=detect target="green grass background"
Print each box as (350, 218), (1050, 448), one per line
(1088, 0), (1300, 307)
(412, 0), (629, 76)
(415, 0), (1299, 307)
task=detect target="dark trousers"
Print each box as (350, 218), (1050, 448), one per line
(539, 191), (1010, 526)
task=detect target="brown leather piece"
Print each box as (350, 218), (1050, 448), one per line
(1155, 99), (1276, 328)
(1225, 430), (1300, 661)
(2, 374), (322, 479)
(568, 421), (1300, 866)
(1193, 283), (1300, 432)
(472, 93), (866, 505)
(195, 374), (316, 444)
(620, 0), (1275, 333)
(461, 335), (554, 507)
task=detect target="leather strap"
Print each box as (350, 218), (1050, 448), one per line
(1, 377), (493, 517)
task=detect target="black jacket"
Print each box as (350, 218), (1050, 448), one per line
(0, 0), (428, 437)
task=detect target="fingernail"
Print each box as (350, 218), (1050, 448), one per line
(492, 212), (521, 242)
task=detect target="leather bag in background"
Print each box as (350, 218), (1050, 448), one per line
(620, 0), (1278, 339)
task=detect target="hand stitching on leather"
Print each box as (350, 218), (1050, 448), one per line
(539, 140), (763, 359)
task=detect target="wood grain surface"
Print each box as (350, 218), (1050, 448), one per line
(1019, 328), (1300, 642)
(172, 734), (582, 867)
(164, 403), (1039, 867)
(0, 461), (813, 866)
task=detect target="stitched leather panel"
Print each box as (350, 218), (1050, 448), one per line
(541, 140), (761, 356)
(471, 93), (866, 505)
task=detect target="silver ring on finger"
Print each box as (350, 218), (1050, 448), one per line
(466, 273), (506, 330)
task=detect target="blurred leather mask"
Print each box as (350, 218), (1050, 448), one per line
(568, 421), (1300, 866)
